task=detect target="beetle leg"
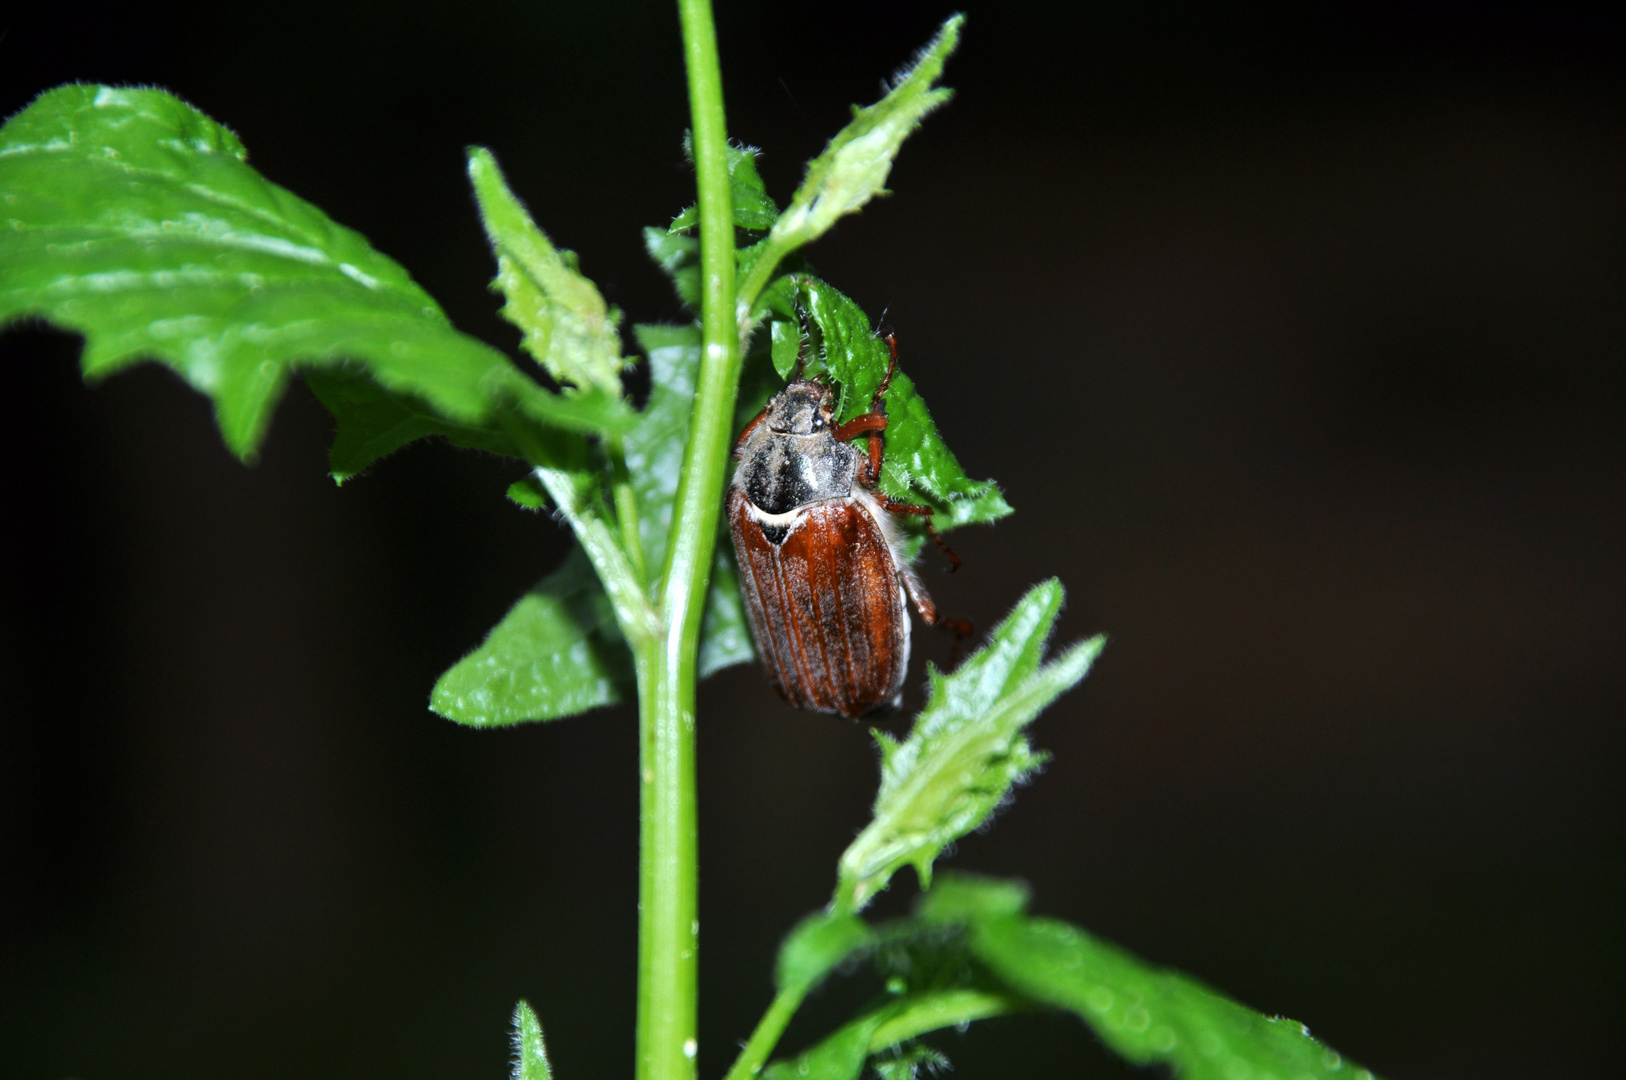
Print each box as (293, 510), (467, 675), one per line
(865, 333), (900, 485)
(897, 559), (973, 659)
(832, 412), (887, 443)
(833, 334), (902, 484)
(866, 427), (885, 487)
(879, 497), (962, 572)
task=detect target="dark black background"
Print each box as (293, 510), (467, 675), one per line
(2, 2), (1622, 1078)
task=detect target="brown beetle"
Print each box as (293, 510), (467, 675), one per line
(727, 337), (966, 717)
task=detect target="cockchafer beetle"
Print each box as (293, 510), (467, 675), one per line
(727, 334), (967, 717)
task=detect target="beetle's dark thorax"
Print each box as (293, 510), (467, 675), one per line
(738, 434), (858, 516)
(733, 380), (862, 524)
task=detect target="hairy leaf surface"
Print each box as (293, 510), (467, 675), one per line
(510, 1000), (554, 1080)
(470, 147), (626, 397)
(670, 141), (779, 233)
(835, 581), (1103, 911)
(0, 85), (620, 460)
(767, 16), (961, 255)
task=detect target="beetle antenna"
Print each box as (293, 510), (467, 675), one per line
(784, 277), (812, 382)
(791, 331), (809, 381)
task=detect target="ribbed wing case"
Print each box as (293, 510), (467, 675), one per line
(728, 490), (910, 717)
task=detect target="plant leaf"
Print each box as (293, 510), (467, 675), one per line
(0, 85), (613, 461)
(912, 872), (1032, 925)
(870, 1043), (950, 1080)
(304, 367), (610, 483)
(510, 1000), (554, 1080)
(762, 990), (1021, 1080)
(430, 547), (635, 726)
(768, 15), (961, 255)
(469, 147), (626, 398)
(304, 368), (521, 481)
(761, 1011), (881, 1080)
(835, 581), (1104, 911)
(968, 916), (1380, 1080)
(644, 228), (701, 309)
(670, 141), (780, 233)
(775, 911), (876, 993)
(781, 276), (1011, 528)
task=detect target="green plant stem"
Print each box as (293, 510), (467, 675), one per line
(721, 986), (807, 1080)
(733, 238), (795, 332)
(635, 3), (739, 1080)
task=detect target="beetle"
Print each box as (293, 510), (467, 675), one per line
(727, 335), (967, 717)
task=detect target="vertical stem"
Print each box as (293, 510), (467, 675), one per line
(637, 3), (738, 1080)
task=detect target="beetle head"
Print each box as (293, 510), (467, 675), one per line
(766, 379), (834, 436)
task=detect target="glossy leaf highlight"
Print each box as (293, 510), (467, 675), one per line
(969, 917), (1379, 1080)
(0, 85), (608, 460)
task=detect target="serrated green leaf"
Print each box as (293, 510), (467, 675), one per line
(793, 276), (1010, 528)
(768, 16), (961, 256)
(769, 318), (803, 380)
(968, 917), (1380, 1080)
(0, 85), (606, 461)
(510, 1000), (554, 1080)
(775, 912), (876, 992)
(644, 228), (701, 309)
(835, 582), (1104, 911)
(470, 147), (625, 398)
(670, 141), (780, 233)
(430, 547), (635, 726)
